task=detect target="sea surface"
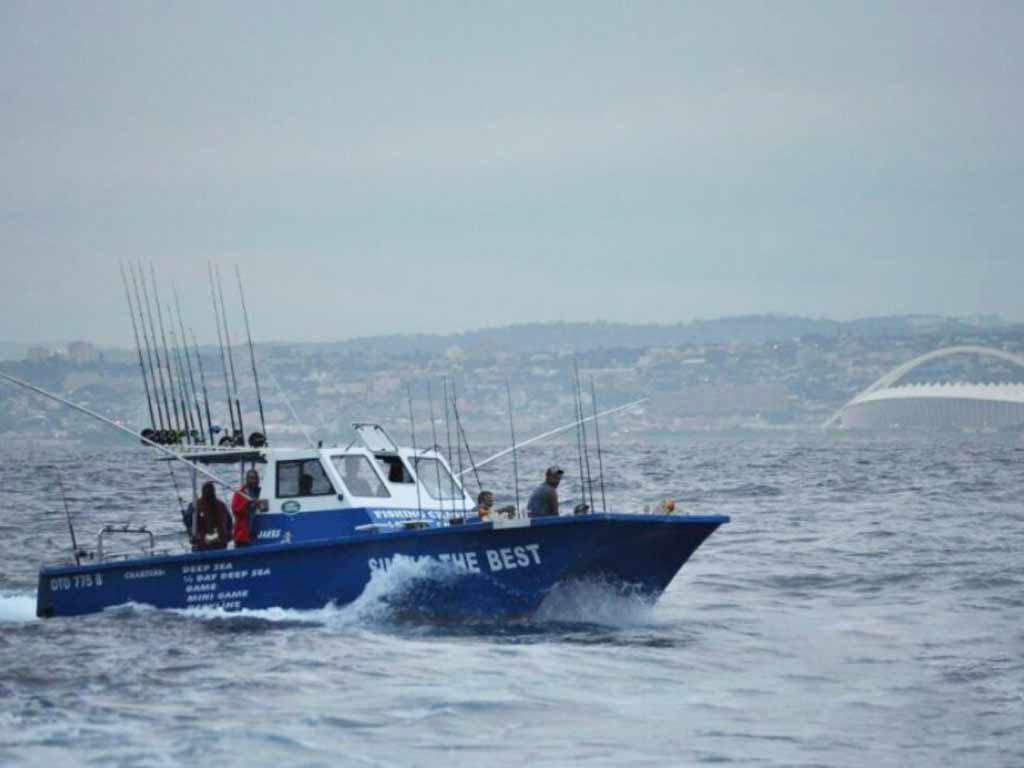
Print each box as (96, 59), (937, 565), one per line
(1, 432), (1022, 767)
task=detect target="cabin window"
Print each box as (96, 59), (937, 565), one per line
(412, 457), (464, 501)
(330, 455), (390, 498)
(375, 454), (414, 484)
(276, 459), (335, 498)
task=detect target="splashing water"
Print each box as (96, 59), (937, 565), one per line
(0, 592), (36, 623)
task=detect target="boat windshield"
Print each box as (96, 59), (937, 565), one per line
(412, 456), (464, 501)
(330, 454), (390, 498)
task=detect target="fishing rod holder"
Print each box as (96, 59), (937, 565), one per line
(97, 524), (156, 562)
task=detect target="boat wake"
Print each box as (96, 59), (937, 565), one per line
(166, 555), (467, 628)
(536, 578), (661, 628)
(0, 592), (37, 623)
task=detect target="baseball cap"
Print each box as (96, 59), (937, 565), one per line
(545, 465), (565, 476)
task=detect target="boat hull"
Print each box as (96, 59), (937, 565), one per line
(36, 513), (727, 619)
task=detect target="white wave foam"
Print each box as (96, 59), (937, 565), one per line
(0, 592), (37, 623)
(170, 555), (463, 627)
(535, 580), (662, 627)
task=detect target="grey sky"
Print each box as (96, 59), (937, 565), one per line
(2, 2), (1021, 345)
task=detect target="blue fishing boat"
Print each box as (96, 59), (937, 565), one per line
(34, 423), (728, 619)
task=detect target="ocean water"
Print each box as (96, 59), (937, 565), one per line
(1, 433), (1022, 767)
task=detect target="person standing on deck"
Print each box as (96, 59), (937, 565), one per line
(194, 481), (231, 550)
(231, 469), (261, 547)
(527, 466), (564, 518)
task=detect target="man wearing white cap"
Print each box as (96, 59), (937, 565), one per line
(527, 465), (564, 518)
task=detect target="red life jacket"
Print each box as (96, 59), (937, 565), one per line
(231, 488), (253, 544)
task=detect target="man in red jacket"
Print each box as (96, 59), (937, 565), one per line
(231, 469), (262, 547)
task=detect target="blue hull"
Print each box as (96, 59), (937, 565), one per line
(36, 514), (727, 619)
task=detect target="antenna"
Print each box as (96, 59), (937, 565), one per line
(214, 264), (245, 444)
(119, 261), (156, 434)
(590, 379), (608, 514)
(174, 286), (207, 444)
(407, 383), (423, 518)
(56, 473), (80, 566)
(235, 265), (267, 446)
(506, 379), (520, 515)
(190, 329), (216, 443)
(208, 263), (238, 443)
(141, 262), (181, 442)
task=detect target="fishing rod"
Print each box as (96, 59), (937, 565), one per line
(448, 379), (469, 514)
(590, 379), (609, 514)
(174, 286), (206, 444)
(149, 264), (186, 442)
(574, 360), (595, 512)
(456, 397), (649, 477)
(426, 380), (446, 522)
(208, 263), (238, 443)
(56, 473), (80, 566)
(449, 379), (482, 495)
(506, 379), (521, 515)
(264, 364), (317, 449)
(235, 265), (267, 445)
(407, 384), (423, 517)
(0, 369), (253, 497)
(168, 322), (195, 444)
(571, 360), (588, 511)
(214, 264), (245, 444)
(138, 262), (179, 442)
(190, 329), (217, 444)
(130, 261), (169, 439)
(118, 261), (156, 434)
(442, 378), (462, 517)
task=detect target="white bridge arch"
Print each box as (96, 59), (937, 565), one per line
(822, 345), (1024, 429)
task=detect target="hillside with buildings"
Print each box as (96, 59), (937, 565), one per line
(2, 316), (1023, 445)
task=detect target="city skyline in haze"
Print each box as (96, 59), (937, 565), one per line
(2, 2), (1022, 346)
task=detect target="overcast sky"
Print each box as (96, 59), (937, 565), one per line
(2, 2), (1021, 346)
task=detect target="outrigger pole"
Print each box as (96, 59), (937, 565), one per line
(118, 262), (156, 433)
(571, 360), (588, 510)
(132, 261), (171, 440)
(457, 396), (648, 477)
(174, 286), (207, 445)
(214, 265), (245, 443)
(208, 263), (238, 443)
(0, 370), (250, 496)
(235, 265), (267, 445)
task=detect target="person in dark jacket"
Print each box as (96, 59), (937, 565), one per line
(193, 481), (231, 551)
(527, 466), (564, 518)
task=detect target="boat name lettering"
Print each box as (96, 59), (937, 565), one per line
(370, 508), (448, 522)
(124, 568), (165, 580)
(257, 529), (282, 539)
(368, 544), (542, 575)
(50, 573), (104, 591)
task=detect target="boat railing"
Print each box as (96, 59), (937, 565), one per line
(97, 524), (156, 561)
